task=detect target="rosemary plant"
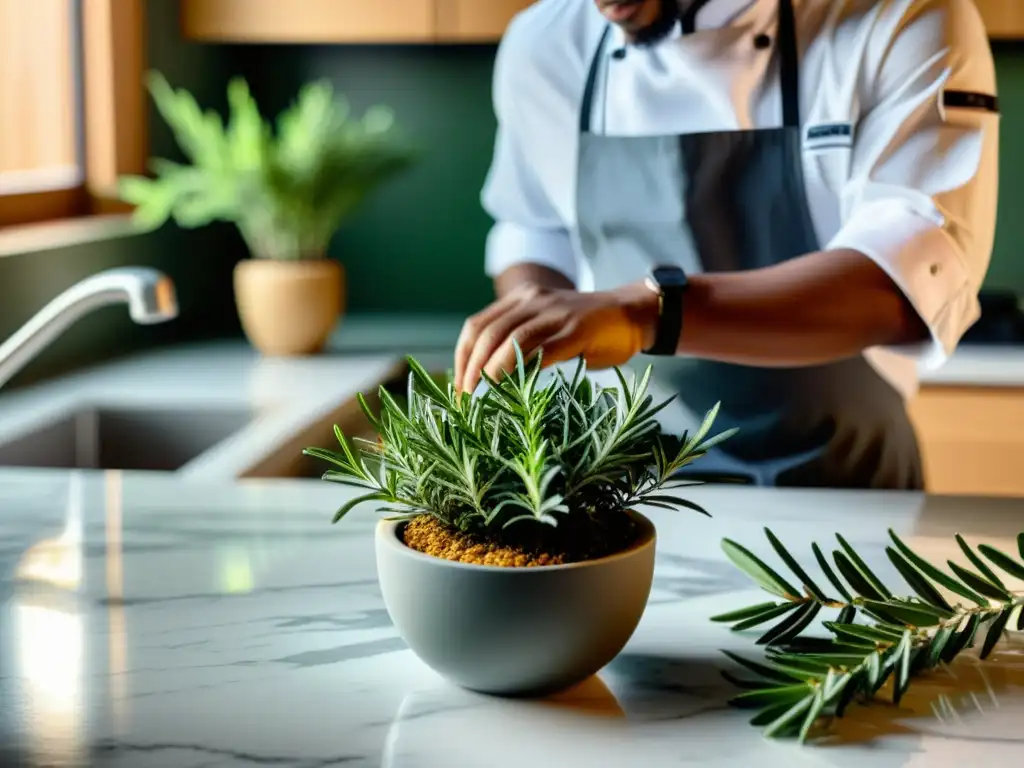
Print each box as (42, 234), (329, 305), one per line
(304, 346), (736, 544)
(713, 527), (1024, 743)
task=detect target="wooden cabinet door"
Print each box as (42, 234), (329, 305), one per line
(908, 385), (1024, 497)
(435, 0), (534, 42)
(975, 0), (1024, 38)
(181, 0), (436, 43)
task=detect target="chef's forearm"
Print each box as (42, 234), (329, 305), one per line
(669, 249), (930, 367)
(494, 264), (575, 298)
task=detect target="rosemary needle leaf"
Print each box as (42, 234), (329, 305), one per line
(946, 560), (1012, 602)
(721, 539), (801, 598)
(980, 610), (1012, 660)
(885, 548), (953, 614)
(765, 528), (829, 601)
(731, 603), (803, 632)
(955, 533), (1005, 589)
(888, 530), (988, 606)
(710, 602), (784, 623)
(978, 544), (1024, 582)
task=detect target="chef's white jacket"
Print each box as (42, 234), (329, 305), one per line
(481, 0), (999, 398)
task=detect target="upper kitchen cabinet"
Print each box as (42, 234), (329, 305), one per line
(180, 0), (530, 43)
(976, 0), (1024, 38)
(434, 0), (532, 42)
(180, 0), (437, 43)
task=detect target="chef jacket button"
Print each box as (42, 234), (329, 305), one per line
(754, 33), (772, 49)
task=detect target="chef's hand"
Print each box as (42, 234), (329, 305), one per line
(454, 280), (660, 394)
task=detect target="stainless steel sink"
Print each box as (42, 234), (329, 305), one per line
(0, 406), (254, 471)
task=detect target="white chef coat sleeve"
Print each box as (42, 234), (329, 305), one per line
(480, 16), (579, 285)
(826, 0), (999, 369)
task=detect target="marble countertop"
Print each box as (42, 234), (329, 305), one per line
(2, 468), (1023, 767)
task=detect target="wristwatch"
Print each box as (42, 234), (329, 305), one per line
(643, 265), (688, 356)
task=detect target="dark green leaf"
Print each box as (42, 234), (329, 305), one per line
(813, 542), (852, 601)
(888, 529), (988, 606)
(721, 671), (777, 690)
(763, 649), (832, 671)
(955, 534), (1005, 589)
(710, 601), (783, 623)
(798, 684), (828, 743)
(859, 599), (944, 628)
(980, 610), (1012, 660)
(942, 614), (980, 663)
(927, 625), (954, 668)
(947, 560), (1012, 602)
(885, 548), (953, 613)
(837, 533), (892, 599)
(721, 650), (807, 684)
(836, 605), (857, 625)
(893, 631), (912, 704)
(730, 602), (802, 632)
(833, 673), (863, 716)
(1018, 533), (1024, 561)
(758, 601), (822, 646)
(641, 494), (710, 517)
(721, 539), (801, 598)
(764, 529), (829, 601)
(827, 623), (901, 646)
(833, 550), (886, 601)
(978, 544), (1024, 582)
(731, 684), (812, 710)
(332, 491), (388, 523)
(750, 700), (800, 727)
(864, 648), (882, 689)
(763, 695), (816, 739)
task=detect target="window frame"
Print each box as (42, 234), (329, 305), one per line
(0, 0), (147, 233)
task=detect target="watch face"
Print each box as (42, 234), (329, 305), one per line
(651, 266), (688, 288)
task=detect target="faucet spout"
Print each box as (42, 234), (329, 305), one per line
(0, 267), (179, 391)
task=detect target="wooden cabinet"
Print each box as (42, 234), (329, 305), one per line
(435, 0), (531, 42)
(180, 0), (436, 43)
(908, 385), (1024, 497)
(180, 0), (531, 43)
(975, 0), (1024, 38)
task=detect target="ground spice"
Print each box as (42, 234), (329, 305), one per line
(400, 512), (639, 567)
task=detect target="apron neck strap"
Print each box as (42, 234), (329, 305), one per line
(579, 0), (801, 134)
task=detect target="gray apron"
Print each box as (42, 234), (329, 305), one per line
(574, 0), (923, 490)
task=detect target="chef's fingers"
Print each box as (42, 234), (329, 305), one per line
(460, 304), (543, 394)
(529, 321), (585, 368)
(454, 294), (521, 392)
(480, 316), (577, 387)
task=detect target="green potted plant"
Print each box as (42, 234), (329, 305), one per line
(305, 348), (736, 696)
(119, 73), (417, 356)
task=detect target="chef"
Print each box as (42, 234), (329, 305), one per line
(452, 0), (999, 490)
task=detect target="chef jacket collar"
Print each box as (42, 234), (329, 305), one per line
(608, 0), (765, 50)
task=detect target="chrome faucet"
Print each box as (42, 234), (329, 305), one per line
(0, 267), (179, 390)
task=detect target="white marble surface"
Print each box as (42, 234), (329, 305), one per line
(2, 468), (1024, 767)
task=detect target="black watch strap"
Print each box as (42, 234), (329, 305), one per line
(643, 266), (687, 356)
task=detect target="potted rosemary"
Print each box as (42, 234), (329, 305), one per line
(119, 73), (417, 356)
(305, 348), (735, 695)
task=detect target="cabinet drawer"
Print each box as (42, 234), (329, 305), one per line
(435, 0), (532, 42)
(908, 385), (1024, 497)
(181, 0), (436, 43)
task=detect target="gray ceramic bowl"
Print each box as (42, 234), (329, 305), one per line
(375, 511), (656, 697)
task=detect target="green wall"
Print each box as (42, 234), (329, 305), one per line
(230, 43), (499, 313)
(987, 43), (1024, 292)
(2, 27), (1024, 390)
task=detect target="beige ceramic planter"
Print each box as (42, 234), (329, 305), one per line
(233, 258), (345, 356)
